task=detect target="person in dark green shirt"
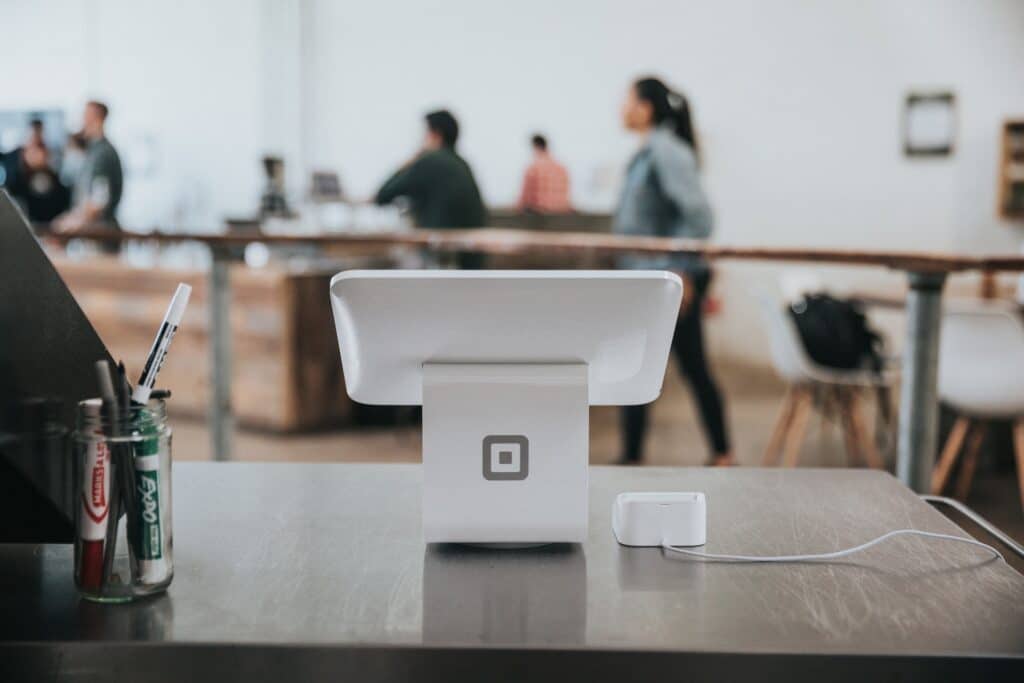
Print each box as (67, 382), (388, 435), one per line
(53, 100), (124, 253)
(376, 110), (487, 268)
(54, 101), (123, 232)
(376, 110), (486, 228)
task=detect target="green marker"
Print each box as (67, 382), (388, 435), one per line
(133, 411), (167, 583)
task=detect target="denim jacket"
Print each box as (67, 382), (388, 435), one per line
(613, 124), (712, 273)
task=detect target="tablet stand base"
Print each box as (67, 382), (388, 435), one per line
(422, 363), (589, 544)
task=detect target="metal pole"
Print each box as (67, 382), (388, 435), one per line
(209, 247), (233, 461)
(896, 271), (946, 492)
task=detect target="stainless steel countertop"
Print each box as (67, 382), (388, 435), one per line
(3, 464), (1023, 681)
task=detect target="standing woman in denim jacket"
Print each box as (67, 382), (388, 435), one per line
(615, 76), (733, 466)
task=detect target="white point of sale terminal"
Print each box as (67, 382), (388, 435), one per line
(329, 270), (682, 545)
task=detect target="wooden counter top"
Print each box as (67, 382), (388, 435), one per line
(45, 226), (1024, 273)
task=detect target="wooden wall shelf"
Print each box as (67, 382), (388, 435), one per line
(999, 119), (1024, 219)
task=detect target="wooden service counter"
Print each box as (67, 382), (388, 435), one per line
(47, 226), (1024, 491)
(53, 255), (350, 432)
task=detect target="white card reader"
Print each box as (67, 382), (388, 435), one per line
(612, 492), (707, 547)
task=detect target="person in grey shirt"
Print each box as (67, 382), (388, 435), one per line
(615, 77), (732, 467)
(54, 100), (123, 233)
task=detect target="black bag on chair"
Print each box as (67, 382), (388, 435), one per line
(789, 292), (893, 449)
(789, 293), (884, 372)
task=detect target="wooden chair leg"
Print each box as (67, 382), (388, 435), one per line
(931, 417), (970, 495)
(763, 387), (798, 466)
(782, 388), (813, 467)
(1012, 418), (1024, 512)
(848, 390), (884, 469)
(838, 388), (862, 466)
(954, 422), (987, 502)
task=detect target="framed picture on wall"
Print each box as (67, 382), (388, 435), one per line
(903, 91), (956, 157)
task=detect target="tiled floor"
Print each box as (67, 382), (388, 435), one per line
(172, 359), (1024, 549)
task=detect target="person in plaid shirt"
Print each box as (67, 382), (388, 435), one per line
(517, 134), (571, 213)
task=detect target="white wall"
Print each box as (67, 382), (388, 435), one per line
(4, 0), (1024, 363)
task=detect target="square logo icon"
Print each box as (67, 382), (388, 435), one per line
(482, 435), (529, 481)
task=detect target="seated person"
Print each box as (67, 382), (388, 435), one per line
(517, 134), (571, 214)
(375, 109), (487, 230)
(6, 144), (70, 223)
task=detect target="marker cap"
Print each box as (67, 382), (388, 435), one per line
(167, 284), (192, 326)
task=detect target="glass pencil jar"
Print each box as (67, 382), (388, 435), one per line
(73, 398), (173, 602)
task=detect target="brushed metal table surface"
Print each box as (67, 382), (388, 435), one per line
(2, 463), (1023, 682)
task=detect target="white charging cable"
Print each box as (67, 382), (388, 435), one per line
(663, 528), (1004, 563)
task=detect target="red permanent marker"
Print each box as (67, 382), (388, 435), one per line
(78, 430), (110, 591)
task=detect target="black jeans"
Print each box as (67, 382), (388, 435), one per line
(621, 270), (731, 462)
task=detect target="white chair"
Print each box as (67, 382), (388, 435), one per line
(759, 290), (897, 468)
(932, 304), (1024, 508)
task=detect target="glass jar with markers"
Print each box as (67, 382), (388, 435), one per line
(74, 284), (189, 602)
(74, 394), (173, 602)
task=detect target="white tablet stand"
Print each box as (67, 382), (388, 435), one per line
(330, 271), (682, 545)
(424, 363), (589, 543)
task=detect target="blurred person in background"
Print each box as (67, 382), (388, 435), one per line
(376, 109), (486, 269)
(2, 118), (71, 223)
(6, 141), (71, 223)
(53, 100), (123, 233)
(25, 118), (45, 151)
(0, 118), (45, 192)
(517, 133), (571, 214)
(614, 76), (733, 467)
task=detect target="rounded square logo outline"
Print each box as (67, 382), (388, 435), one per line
(482, 435), (529, 481)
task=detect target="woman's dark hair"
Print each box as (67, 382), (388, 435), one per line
(425, 109), (459, 147)
(633, 77), (700, 162)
